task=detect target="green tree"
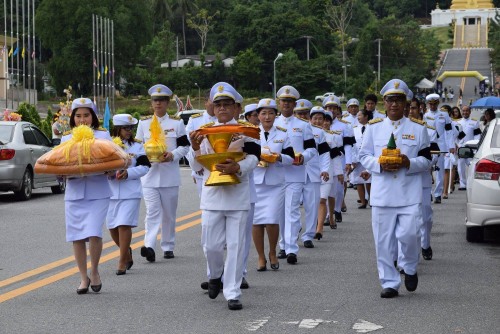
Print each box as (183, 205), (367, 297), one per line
(170, 0), (198, 56)
(489, 11), (500, 74)
(187, 9), (219, 55)
(231, 48), (264, 90)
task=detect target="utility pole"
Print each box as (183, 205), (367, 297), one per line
(375, 38), (382, 84)
(301, 35), (312, 60)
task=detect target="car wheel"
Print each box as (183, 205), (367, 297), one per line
(14, 169), (33, 201)
(466, 226), (483, 243)
(51, 180), (66, 194)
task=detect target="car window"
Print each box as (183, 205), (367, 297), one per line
(32, 126), (51, 146)
(22, 126), (37, 145)
(476, 124), (489, 149)
(0, 124), (14, 143)
(491, 124), (500, 148)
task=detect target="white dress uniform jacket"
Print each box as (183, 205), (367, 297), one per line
(306, 125), (331, 182)
(330, 117), (355, 165)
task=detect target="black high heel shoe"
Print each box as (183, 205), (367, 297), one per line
(126, 247), (133, 270)
(77, 277), (91, 295)
(330, 222), (337, 229)
(116, 269), (126, 275)
(270, 262), (279, 270)
(90, 274), (102, 292)
(314, 232), (322, 240)
(257, 261), (267, 272)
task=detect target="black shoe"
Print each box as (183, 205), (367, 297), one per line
(208, 277), (222, 299)
(303, 240), (314, 248)
(140, 246), (155, 262)
(334, 211), (342, 222)
(314, 232), (322, 240)
(76, 277), (90, 295)
(380, 288), (399, 298)
(434, 196), (441, 204)
(90, 275), (102, 293)
(201, 281), (208, 290)
(116, 269), (126, 275)
(163, 251), (175, 259)
(404, 272), (418, 292)
(257, 261), (267, 272)
(278, 249), (287, 259)
(330, 222), (337, 229)
(126, 247), (134, 270)
(458, 187), (466, 191)
(422, 247), (433, 260)
(240, 277), (249, 289)
(341, 207), (347, 213)
(228, 299), (242, 310)
(270, 262), (279, 270)
(287, 253), (297, 264)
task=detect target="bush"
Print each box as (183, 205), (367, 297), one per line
(116, 106), (150, 116)
(17, 103), (42, 128)
(40, 119), (52, 139)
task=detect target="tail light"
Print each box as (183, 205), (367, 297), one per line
(0, 149), (15, 160)
(474, 158), (500, 180)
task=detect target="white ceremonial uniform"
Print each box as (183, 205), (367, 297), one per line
(320, 130), (344, 199)
(274, 114), (317, 256)
(135, 114), (190, 253)
(185, 111), (218, 196)
(359, 117), (431, 290)
(457, 117), (481, 188)
(106, 140), (150, 229)
(63, 129), (112, 242)
(302, 124), (330, 242)
(443, 119), (460, 170)
(342, 113), (359, 127)
(189, 118), (259, 301)
(253, 125), (294, 225)
(351, 124), (372, 184)
(423, 109), (454, 198)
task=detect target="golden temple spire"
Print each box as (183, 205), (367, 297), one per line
(450, 0), (494, 9)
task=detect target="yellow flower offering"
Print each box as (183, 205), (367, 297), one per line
(144, 115), (167, 162)
(378, 133), (402, 164)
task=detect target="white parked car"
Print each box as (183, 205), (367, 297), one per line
(458, 117), (500, 242)
(314, 92), (335, 102)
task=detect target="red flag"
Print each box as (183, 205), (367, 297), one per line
(93, 58), (97, 68)
(185, 95), (193, 110)
(174, 95), (184, 112)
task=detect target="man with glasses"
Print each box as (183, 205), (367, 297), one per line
(274, 85), (317, 264)
(359, 79), (432, 298)
(423, 93), (455, 204)
(135, 84), (190, 262)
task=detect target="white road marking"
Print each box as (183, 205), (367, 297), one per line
(352, 319), (384, 333)
(245, 317), (270, 331)
(283, 319), (336, 329)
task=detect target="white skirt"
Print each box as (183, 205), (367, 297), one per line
(320, 183), (332, 199)
(444, 153), (457, 169)
(106, 198), (141, 229)
(65, 198), (110, 242)
(253, 183), (285, 225)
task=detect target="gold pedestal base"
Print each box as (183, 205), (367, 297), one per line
(196, 152), (245, 186)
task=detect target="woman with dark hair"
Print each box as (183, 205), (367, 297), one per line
(107, 114), (151, 275)
(441, 105), (459, 198)
(351, 109), (372, 209)
(62, 98), (112, 294)
(243, 104), (259, 126)
(451, 106), (462, 120)
(482, 108), (496, 131)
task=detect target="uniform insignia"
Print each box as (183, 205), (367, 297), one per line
(296, 117), (308, 123)
(128, 115), (133, 122)
(169, 115), (180, 120)
(164, 128), (175, 132)
(394, 81), (400, 89)
(402, 134), (415, 140)
(276, 126), (287, 132)
(134, 138), (143, 143)
(353, 125), (358, 128)
(426, 116), (435, 120)
(327, 130), (342, 135)
(425, 124), (436, 130)
(368, 118), (383, 125)
(273, 139), (284, 143)
(191, 113), (202, 118)
(285, 88), (290, 94)
(218, 85), (224, 92)
(141, 115), (153, 120)
(292, 127), (303, 132)
(471, 118), (477, 121)
(80, 98), (86, 104)
(300, 101), (305, 107)
(410, 117), (425, 126)
(200, 122), (215, 128)
(338, 119), (350, 124)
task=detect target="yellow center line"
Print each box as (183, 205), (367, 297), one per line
(0, 210), (201, 289)
(460, 49), (471, 93)
(0, 217), (202, 303)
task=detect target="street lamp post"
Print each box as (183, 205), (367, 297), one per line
(273, 53), (284, 99)
(342, 64), (351, 93)
(194, 82), (201, 109)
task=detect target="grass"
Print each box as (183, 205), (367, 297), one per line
(427, 26), (453, 50)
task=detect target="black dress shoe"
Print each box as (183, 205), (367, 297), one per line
(116, 269), (126, 276)
(380, 288), (399, 298)
(201, 281), (208, 290)
(458, 187), (466, 191)
(126, 247), (133, 270)
(314, 232), (322, 240)
(422, 246), (433, 260)
(334, 211), (342, 222)
(240, 277), (249, 289)
(278, 249), (287, 259)
(358, 204), (367, 209)
(76, 277), (90, 295)
(287, 253), (297, 264)
(341, 207), (347, 213)
(404, 272), (418, 292)
(140, 246), (155, 262)
(208, 277), (222, 299)
(228, 299), (242, 310)
(163, 251), (175, 259)
(434, 196), (441, 204)
(303, 240), (314, 248)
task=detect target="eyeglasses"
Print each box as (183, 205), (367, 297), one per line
(384, 98), (405, 105)
(121, 126), (134, 131)
(213, 101), (235, 109)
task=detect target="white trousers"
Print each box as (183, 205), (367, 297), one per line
(143, 186), (179, 252)
(194, 175), (203, 198)
(242, 203), (255, 277)
(458, 158), (469, 188)
(279, 182), (304, 255)
(372, 204), (421, 290)
(201, 210), (248, 301)
(433, 155), (445, 198)
(301, 181), (320, 242)
(420, 187), (433, 249)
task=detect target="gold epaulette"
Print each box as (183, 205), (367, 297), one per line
(426, 124), (436, 130)
(368, 118), (383, 125)
(134, 138), (143, 143)
(342, 114), (349, 118)
(96, 127), (108, 131)
(191, 113), (202, 118)
(326, 129), (341, 135)
(238, 120), (258, 127)
(353, 125), (358, 128)
(276, 126), (287, 132)
(410, 117), (425, 126)
(452, 118), (462, 122)
(200, 122), (215, 128)
(377, 110), (386, 114)
(338, 118), (350, 124)
(169, 115), (181, 120)
(296, 116), (309, 122)
(471, 118), (478, 121)
(63, 130), (71, 136)
(141, 115), (153, 120)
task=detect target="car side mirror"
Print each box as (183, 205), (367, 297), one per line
(458, 147), (475, 159)
(51, 138), (61, 147)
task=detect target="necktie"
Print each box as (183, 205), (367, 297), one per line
(264, 132), (269, 141)
(361, 126), (365, 134)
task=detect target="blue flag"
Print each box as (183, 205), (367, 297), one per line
(103, 97), (111, 130)
(12, 46), (19, 57)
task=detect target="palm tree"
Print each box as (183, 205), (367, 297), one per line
(151, 0), (172, 33)
(171, 0), (198, 56)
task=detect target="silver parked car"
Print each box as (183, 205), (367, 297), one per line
(458, 118), (500, 242)
(0, 121), (65, 200)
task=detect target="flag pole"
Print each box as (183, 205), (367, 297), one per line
(31, 0), (35, 104)
(4, 0), (8, 108)
(10, 0), (13, 109)
(15, 0), (19, 104)
(27, 0), (30, 103)
(111, 19), (114, 114)
(21, 0), (24, 98)
(92, 14), (95, 104)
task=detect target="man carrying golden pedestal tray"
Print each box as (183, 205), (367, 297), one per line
(189, 82), (260, 311)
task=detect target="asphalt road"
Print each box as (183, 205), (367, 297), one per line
(1, 167), (499, 333)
